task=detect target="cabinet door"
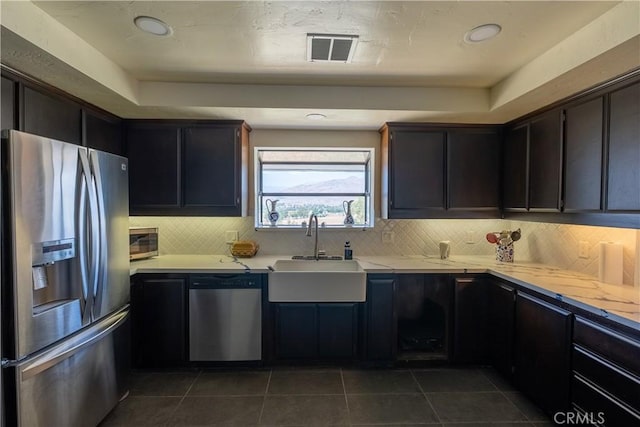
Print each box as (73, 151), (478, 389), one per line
(503, 124), (528, 210)
(608, 81), (640, 211)
(396, 274), (452, 360)
(23, 86), (82, 145)
(317, 304), (358, 359)
(453, 277), (488, 364)
(529, 110), (562, 210)
(390, 130), (445, 215)
(564, 97), (604, 211)
(448, 129), (500, 210)
(488, 282), (515, 381)
(84, 110), (123, 155)
(515, 293), (572, 415)
(182, 127), (240, 214)
(365, 276), (396, 361)
(1, 76), (15, 130)
(275, 303), (317, 359)
(126, 125), (181, 212)
(132, 276), (187, 367)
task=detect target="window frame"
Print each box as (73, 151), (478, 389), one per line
(254, 147), (375, 229)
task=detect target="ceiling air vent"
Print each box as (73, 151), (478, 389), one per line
(306, 33), (359, 63)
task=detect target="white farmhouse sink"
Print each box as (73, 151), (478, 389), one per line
(268, 260), (366, 302)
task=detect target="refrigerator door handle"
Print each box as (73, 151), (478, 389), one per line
(78, 149), (95, 324)
(77, 165), (91, 322)
(19, 308), (129, 381)
(80, 150), (101, 320)
(90, 153), (108, 319)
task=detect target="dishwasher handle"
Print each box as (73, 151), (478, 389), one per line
(190, 275), (262, 289)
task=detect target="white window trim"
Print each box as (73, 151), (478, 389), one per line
(254, 147), (375, 230)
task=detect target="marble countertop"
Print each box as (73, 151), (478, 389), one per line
(130, 254), (640, 329)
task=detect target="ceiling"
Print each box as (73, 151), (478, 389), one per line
(1, 1), (639, 129)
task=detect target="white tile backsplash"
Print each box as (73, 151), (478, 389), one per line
(130, 216), (638, 286)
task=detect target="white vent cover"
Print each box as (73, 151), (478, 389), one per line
(306, 33), (359, 63)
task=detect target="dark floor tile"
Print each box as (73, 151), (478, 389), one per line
(343, 369), (421, 394)
(354, 424), (442, 427)
(481, 368), (517, 392)
(504, 392), (551, 422)
(130, 372), (199, 396)
(260, 395), (349, 425)
(428, 392), (528, 423)
(188, 371), (270, 396)
(348, 393), (440, 425)
(267, 370), (343, 395)
(168, 396), (263, 426)
(413, 369), (497, 392)
(99, 396), (181, 426)
(443, 423), (534, 427)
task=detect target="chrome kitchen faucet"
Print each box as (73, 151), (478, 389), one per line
(306, 212), (319, 260)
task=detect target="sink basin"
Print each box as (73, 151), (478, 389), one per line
(273, 259), (362, 272)
(268, 260), (366, 302)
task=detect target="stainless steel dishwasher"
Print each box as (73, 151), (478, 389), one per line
(189, 274), (262, 361)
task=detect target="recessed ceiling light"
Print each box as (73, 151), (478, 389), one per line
(464, 24), (501, 43)
(306, 113), (326, 120)
(134, 16), (172, 36)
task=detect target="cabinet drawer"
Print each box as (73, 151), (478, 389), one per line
(572, 375), (640, 427)
(573, 345), (640, 410)
(573, 317), (640, 376)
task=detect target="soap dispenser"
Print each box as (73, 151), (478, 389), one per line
(344, 241), (353, 260)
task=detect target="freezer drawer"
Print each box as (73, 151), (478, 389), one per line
(7, 308), (130, 427)
(189, 288), (262, 361)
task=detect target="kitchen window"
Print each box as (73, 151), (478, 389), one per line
(255, 148), (374, 229)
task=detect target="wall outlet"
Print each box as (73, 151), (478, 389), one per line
(225, 230), (239, 244)
(578, 241), (589, 259)
(465, 230), (476, 244)
(382, 231), (394, 244)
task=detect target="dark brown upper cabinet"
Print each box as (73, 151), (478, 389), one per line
(2, 70), (122, 154)
(503, 73), (639, 227)
(503, 124), (529, 210)
(448, 128), (500, 212)
(22, 85), (82, 145)
(126, 120), (249, 216)
(1, 76), (16, 131)
(382, 127), (445, 218)
(563, 97), (604, 212)
(127, 124), (182, 211)
(502, 110), (563, 212)
(381, 123), (500, 219)
(528, 110), (563, 211)
(84, 110), (123, 155)
(182, 126), (240, 211)
(607, 81), (640, 212)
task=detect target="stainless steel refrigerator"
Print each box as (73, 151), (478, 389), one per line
(1, 130), (130, 426)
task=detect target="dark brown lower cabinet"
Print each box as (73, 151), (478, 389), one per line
(488, 281), (516, 381)
(364, 275), (396, 361)
(572, 316), (640, 426)
(452, 276), (489, 364)
(131, 274), (187, 368)
(274, 303), (359, 360)
(395, 274), (453, 361)
(515, 293), (572, 416)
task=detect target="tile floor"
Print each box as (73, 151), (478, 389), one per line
(100, 367), (554, 426)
